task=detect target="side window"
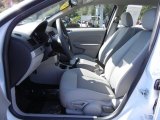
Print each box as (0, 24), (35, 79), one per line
(62, 4), (114, 28)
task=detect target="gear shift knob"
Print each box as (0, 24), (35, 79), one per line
(75, 57), (80, 64)
(70, 57), (80, 67)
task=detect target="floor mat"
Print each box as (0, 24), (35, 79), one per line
(26, 98), (44, 113)
(16, 80), (64, 114)
(41, 101), (62, 114)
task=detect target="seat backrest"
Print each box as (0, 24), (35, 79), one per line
(98, 12), (140, 64)
(104, 8), (157, 98)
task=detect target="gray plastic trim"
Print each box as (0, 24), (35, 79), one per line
(16, 46), (44, 85)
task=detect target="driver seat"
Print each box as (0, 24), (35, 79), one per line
(71, 12), (141, 71)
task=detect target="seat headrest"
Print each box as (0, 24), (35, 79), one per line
(142, 8), (157, 30)
(120, 12), (133, 27)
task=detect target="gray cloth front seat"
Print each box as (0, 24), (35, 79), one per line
(71, 12), (141, 71)
(60, 8), (157, 116)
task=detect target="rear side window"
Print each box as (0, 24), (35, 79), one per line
(62, 4), (114, 28)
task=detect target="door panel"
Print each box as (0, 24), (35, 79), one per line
(68, 28), (106, 58)
(62, 4), (114, 58)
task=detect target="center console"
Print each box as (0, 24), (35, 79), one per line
(30, 54), (75, 85)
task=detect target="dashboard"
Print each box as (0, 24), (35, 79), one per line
(9, 20), (54, 87)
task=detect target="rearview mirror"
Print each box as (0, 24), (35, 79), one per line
(69, 0), (78, 6)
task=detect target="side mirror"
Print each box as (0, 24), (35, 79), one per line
(69, 0), (78, 6)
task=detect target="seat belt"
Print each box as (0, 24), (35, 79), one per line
(106, 16), (120, 39)
(94, 17), (120, 69)
(96, 6), (117, 58)
(94, 59), (104, 75)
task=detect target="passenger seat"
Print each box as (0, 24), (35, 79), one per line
(60, 8), (157, 116)
(71, 12), (141, 72)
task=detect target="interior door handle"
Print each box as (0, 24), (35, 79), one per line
(73, 44), (85, 54)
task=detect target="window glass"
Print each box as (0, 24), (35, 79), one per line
(18, 0), (68, 25)
(0, 0), (24, 13)
(62, 4), (114, 28)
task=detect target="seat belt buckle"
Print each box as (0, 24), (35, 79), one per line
(94, 59), (105, 69)
(94, 68), (101, 76)
(94, 64), (104, 75)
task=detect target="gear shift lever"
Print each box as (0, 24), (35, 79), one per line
(70, 57), (80, 68)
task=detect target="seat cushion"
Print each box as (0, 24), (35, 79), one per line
(60, 68), (114, 110)
(72, 55), (98, 71)
(77, 59), (98, 71)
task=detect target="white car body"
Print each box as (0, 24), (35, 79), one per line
(0, 0), (159, 120)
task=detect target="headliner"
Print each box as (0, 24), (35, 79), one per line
(88, 0), (159, 6)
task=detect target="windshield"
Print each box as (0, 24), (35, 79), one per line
(19, 0), (69, 25)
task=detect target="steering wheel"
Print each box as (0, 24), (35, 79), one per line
(56, 18), (73, 59)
